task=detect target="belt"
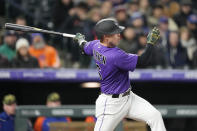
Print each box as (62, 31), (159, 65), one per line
(101, 88), (131, 98)
(112, 88), (130, 98)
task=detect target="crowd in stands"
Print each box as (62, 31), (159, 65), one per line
(0, 0), (197, 69)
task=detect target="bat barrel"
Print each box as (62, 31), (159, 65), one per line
(5, 23), (31, 32)
(5, 23), (75, 38)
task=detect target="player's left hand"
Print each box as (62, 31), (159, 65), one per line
(73, 33), (86, 45)
(147, 27), (160, 45)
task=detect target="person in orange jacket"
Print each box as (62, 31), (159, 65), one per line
(29, 33), (60, 68)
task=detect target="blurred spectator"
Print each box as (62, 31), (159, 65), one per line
(166, 31), (189, 68)
(0, 31), (17, 61)
(127, 1), (139, 17)
(0, 54), (10, 68)
(29, 33), (60, 68)
(84, 7), (102, 41)
(148, 5), (178, 31)
(114, 5), (129, 27)
(62, 2), (90, 67)
(186, 14), (197, 39)
(34, 92), (71, 131)
(86, 0), (100, 9)
(100, 1), (112, 18)
(80, 7), (102, 68)
(12, 38), (39, 68)
(158, 16), (170, 48)
(52, 0), (74, 51)
(148, 4), (164, 27)
(139, 0), (151, 17)
(136, 33), (148, 56)
(0, 94), (16, 131)
(100, 0), (127, 6)
(15, 16), (31, 42)
(52, 0), (74, 31)
(180, 27), (197, 62)
(118, 26), (137, 53)
(193, 49), (197, 68)
(173, 0), (193, 27)
(130, 12), (149, 35)
(159, 0), (180, 17)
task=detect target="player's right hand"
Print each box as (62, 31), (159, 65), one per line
(73, 33), (86, 45)
(147, 27), (160, 45)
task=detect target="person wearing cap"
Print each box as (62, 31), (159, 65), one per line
(34, 92), (71, 131)
(0, 31), (17, 61)
(0, 94), (16, 131)
(12, 38), (39, 68)
(114, 5), (129, 27)
(74, 18), (166, 131)
(130, 12), (149, 35)
(29, 33), (60, 68)
(173, 0), (193, 27)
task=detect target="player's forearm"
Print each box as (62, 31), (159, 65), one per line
(136, 44), (154, 68)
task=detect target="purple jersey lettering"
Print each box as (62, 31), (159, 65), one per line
(84, 40), (138, 94)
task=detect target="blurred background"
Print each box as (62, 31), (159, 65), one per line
(0, 0), (197, 131)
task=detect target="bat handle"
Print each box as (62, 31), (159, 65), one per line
(63, 33), (76, 38)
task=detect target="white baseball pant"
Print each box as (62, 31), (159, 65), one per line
(94, 91), (166, 131)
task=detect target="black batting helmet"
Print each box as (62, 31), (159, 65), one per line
(95, 18), (125, 39)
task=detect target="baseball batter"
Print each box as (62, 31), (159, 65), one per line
(74, 18), (166, 131)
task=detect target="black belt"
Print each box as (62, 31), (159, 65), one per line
(112, 88), (130, 98)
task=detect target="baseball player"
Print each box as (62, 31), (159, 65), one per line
(74, 18), (166, 131)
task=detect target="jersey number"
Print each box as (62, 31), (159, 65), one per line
(96, 63), (102, 80)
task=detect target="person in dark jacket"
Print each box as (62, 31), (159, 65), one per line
(52, 0), (74, 31)
(166, 31), (189, 68)
(0, 54), (10, 68)
(0, 94), (16, 131)
(173, 0), (193, 27)
(12, 38), (39, 68)
(15, 16), (31, 42)
(192, 49), (197, 68)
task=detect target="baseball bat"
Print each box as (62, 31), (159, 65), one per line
(4, 23), (76, 38)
